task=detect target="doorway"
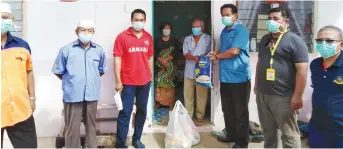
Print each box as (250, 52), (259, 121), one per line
(152, 1), (212, 127)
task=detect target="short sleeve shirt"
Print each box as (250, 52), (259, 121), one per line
(310, 51), (343, 138)
(113, 28), (154, 85)
(52, 40), (108, 103)
(1, 33), (33, 128)
(219, 23), (251, 83)
(257, 32), (309, 96)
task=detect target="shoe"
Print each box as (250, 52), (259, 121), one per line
(232, 143), (248, 148)
(217, 135), (235, 143)
(211, 128), (227, 138)
(132, 140), (145, 148)
(115, 143), (128, 148)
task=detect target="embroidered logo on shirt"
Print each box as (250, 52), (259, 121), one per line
(333, 76), (343, 85)
(144, 40), (149, 45)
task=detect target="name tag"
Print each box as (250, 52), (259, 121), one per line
(266, 68), (275, 81)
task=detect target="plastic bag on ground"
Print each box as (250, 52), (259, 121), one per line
(165, 100), (200, 148)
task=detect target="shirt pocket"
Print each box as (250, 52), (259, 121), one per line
(66, 55), (76, 68)
(93, 59), (100, 68)
(15, 53), (28, 71)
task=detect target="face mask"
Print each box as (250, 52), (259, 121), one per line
(266, 20), (283, 33)
(78, 33), (93, 44)
(192, 27), (202, 36)
(1, 19), (12, 34)
(162, 29), (171, 36)
(316, 42), (339, 58)
(132, 22), (145, 31)
(222, 16), (233, 26)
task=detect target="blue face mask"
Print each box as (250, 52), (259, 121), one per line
(78, 33), (93, 44)
(132, 22), (145, 31)
(222, 17), (233, 26)
(192, 27), (202, 36)
(266, 20), (281, 33)
(316, 42), (339, 58)
(1, 19), (12, 34)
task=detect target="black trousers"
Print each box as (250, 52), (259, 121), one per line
(1, 116), (37, 148)
(220, 81), (251, 145)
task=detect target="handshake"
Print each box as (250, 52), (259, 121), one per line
(207, 50), (219, 62)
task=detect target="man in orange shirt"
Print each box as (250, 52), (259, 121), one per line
(1, 3), (37, 148)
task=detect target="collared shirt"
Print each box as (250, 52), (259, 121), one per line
(1, 32), (33, 128)
(310, 51), (343, 138)
(219, 22), (251, 83)
(113, 27), (154, 85)
(257, 32), (309, 96)
(183, 33), (211, 79)
(52, 40), (108, 103)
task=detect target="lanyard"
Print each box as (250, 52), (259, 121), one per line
(269, 32), (286, 68)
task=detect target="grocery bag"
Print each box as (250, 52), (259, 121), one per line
(195, 56), (213, 88)
(165, 100), (200, 148)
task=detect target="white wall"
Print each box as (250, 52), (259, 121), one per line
(21, 0), (152, 138)
(317, 1), (343, 31)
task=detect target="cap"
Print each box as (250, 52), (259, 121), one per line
(0, 3), (12, 14)
(77, 20), (94, 28)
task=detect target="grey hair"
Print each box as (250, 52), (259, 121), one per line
(318, 25), (343, 40)
(192, 18), (205, 28)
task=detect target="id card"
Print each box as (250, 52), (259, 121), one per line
(266, 68), (275, 81)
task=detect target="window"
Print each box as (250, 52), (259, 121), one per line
(237, 1), (314, 53)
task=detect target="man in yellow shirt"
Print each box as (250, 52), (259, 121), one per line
(1, 3), (37, 148)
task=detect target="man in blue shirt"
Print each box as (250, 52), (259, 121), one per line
(183, 19), (211, 122)
(52, 20), (108, 148)
(309, 25), (343, 148)
(210, 4), (251, 148)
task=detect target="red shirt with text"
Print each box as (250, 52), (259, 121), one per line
(113, 27), (153, 85)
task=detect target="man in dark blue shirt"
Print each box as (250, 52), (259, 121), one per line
(309, 25), (343, 148)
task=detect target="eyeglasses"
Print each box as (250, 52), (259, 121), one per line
(315, 39), (342, 44)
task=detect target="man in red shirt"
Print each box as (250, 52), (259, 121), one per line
(113, 9), (153, 148)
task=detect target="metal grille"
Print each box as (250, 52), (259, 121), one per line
(238, 1), (314, 53)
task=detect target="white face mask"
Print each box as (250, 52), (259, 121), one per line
(132, 22), (145, 31)
(162, 29), (171, 36)
(78, 32), (93, 44)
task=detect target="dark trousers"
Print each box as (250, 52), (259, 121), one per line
(1, 116), (37, 148)
(220, 81), (251, 145)
(116, 81), (151, 148)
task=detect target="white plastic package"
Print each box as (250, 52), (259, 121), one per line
(114, 92), (123, 111)
(165, 100), (200, 148)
